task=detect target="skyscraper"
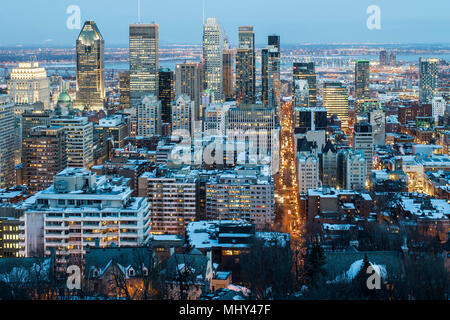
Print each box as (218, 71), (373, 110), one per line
(0, 95), (15, 188)
(267, 46), (281, 110)
(222, 47), (234, 100)
(236, 26), (255, 105)
(419, 58), (439, 104)
(355, 60), (370, 101)
(175, 63), (203, 121)
(262, 35), (281, 109)
(74, 21), (105, 111)
(236, 49), (255, 105)
(158, 68), (174, 124)
(379, 50), (387, 66)
(129, 24), (159, 109)
(323, 82), (349, 130)
(203, 18), (223, 102)
(261, 48), (269, 106)
(293, 62), (316, 107)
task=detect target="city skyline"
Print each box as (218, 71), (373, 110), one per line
(0, 0), (449, 304)
(1, 0), (450, 47)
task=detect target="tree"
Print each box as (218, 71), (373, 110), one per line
(240, 235), (293, 299)
(303, 240), (326, 287)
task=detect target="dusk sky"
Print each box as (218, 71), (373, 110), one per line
(1, 0), (449, 47)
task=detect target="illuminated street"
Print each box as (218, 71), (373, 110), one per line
(274, 100), (303, 239)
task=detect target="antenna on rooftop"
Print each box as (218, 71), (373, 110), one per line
(138, 0), (141, 24)
(202, 0), (205, 25)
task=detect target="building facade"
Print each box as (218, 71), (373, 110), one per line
(22, 168), (150, 270)
(50, 117), (94, 169)
(22, 126), (66, 193)
(137, 95), (161, 138)
(0, 95), (15, 188)
(323, 81), (349, 130)
(8, 62), (50, 109)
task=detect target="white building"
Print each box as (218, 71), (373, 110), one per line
(343, 150), (367, 191)
(51, 116), (94, 168)
(353, 121), (374, 181)
(137, 94), (161, 137)
(432, 96), (446, 124)
(203, 18), (223, 103)
(8, 62), (50, 109)
(21, 168), (150, 269)
(203, 102), (232, 135)
(297, 152), (320, 194)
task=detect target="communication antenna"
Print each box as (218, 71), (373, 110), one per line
(202, 0), (205, 25)
(138, 0), (141, 24)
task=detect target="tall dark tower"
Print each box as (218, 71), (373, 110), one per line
(222, 39), (234, 101)
(261, 48), (269, 106)
(419, 58), (439, 104)
(158, 68), (174, 124)
(262, 34), (281, 109)
(355, 60), (370, 100)
(75, 21), (105, 111)
(236, 26), (255, 105)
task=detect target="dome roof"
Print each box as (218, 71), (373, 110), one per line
(58, 91), (72, 104)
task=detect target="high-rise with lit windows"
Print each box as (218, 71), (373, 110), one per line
(203, 18), (223, 102)
(22, 126), (66, 193)
(74, 21), (105, 111)
(419, 58), (439, 104)
(50, 117), (94, 169)
(175, 63), (203, 121)
(129, 24), (159, 109)
(355, 60), (370, 101)
(158, 68), (174, 124)
(322, 81), (349, 130)
(236, 26), (255, 105)
(262, 35), (280, 109)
